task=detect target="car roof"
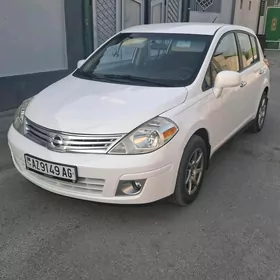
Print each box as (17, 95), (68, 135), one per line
(120, 23), (253, 36)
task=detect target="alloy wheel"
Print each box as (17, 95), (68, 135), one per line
(258, 97), (267, 128)
(185, 148), (204, 195)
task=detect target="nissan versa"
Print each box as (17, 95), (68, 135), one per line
(8, 23), (270, 205)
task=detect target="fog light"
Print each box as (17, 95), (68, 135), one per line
(116, 179), (146, 196)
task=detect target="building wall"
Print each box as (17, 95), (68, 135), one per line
(0, 0), (67, 77)
(0, 0), (84, 112)
(234, 0), (261, 32)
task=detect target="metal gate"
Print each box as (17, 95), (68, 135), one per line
(166, 0), (182, 22)
(92, 0), (117, 49)
(189, 0), (223, 23)
(92, 0), (183, 49)
(119, 0), (145, 29)
(149, 0), (182, 23)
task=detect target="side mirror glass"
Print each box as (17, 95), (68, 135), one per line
(77, 59), (86, 68)
(213, 70), (241, 98)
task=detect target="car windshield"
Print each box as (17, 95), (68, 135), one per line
(74, 32), (213, 87)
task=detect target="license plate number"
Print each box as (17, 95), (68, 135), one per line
(24, 154), (77, 182)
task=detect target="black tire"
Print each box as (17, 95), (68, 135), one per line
(249, 92), (268, 133)
(171, 135), (207, 206)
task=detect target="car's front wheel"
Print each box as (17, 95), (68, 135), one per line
(171, 135), (207, 206)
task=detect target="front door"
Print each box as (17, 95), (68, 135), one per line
(210, 32), (245, 146)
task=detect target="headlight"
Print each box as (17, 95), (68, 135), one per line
(108, 117), (178, 155)
(13, 98), (33, 134)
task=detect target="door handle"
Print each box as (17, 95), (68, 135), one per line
(259, 69), (265, 75)
(240, 81), (247, 88)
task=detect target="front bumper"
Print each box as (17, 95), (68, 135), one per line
(8, 125), (178, 204)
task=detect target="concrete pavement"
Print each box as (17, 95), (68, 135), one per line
(1, 51), (280, 280)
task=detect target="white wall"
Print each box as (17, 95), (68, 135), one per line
(234, 0), (261, 32)
(0, 0), (67, 77)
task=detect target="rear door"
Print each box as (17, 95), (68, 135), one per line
(236, 32), (265, 120)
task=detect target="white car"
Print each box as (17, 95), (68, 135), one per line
(8, 23), (270, 205)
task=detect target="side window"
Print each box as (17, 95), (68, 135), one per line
(237, 33), (254, 68)
(250, 35), (260, 63)
(213, 33), (239, 74)
(203, 33), (239, 90)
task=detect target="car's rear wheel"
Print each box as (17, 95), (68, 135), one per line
(249, 92), (268, 133)
(171, 135), (207, 206)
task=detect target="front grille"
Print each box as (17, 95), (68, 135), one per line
(12, 149), (105, 195)
(24, 118), (123, 154)
(29, 171), (105, 195)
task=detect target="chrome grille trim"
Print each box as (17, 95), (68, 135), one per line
(24, 118), (124, 154)
(30, 172), (105, 195)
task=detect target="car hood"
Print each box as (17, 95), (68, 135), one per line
(25, 75), (188, 134)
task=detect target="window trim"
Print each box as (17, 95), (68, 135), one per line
(235, 30), (260, 72)
(202, 64), (212, 91)
(202, 29), (260, 92)
(202, 31), (240, 92)
(234, 31), (244, 70)
(249, 35), (260, 64)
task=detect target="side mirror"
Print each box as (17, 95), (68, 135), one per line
(213, 70), (241, 98)
(77, 59), (86, 68)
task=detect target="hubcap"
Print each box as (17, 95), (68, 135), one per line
(258, 97), (267, 128)
(185, 148), (204, 195)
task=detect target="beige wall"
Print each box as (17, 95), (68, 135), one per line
(234, 0), (261, 32)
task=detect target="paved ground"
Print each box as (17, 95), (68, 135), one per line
(1, 52), (280, 280)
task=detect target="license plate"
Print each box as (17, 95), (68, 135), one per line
(24, 154), (77, 182)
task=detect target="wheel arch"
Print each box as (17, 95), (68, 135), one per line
(180, 125), (211, 170)
(264, 86), (269, 97)
(193, 128), (211, 170)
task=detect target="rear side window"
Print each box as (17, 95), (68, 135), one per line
(249, 35), (259, 63)
(237, 33), (254, 69)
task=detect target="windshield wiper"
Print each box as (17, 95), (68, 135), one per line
(102, 74), (172, 87)
(74, 70), (173, 87)
(74, 68), (98, 79)
(74, 69), (122, 83)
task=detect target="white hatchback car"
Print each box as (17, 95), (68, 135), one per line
(8, 23), (270, 205)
